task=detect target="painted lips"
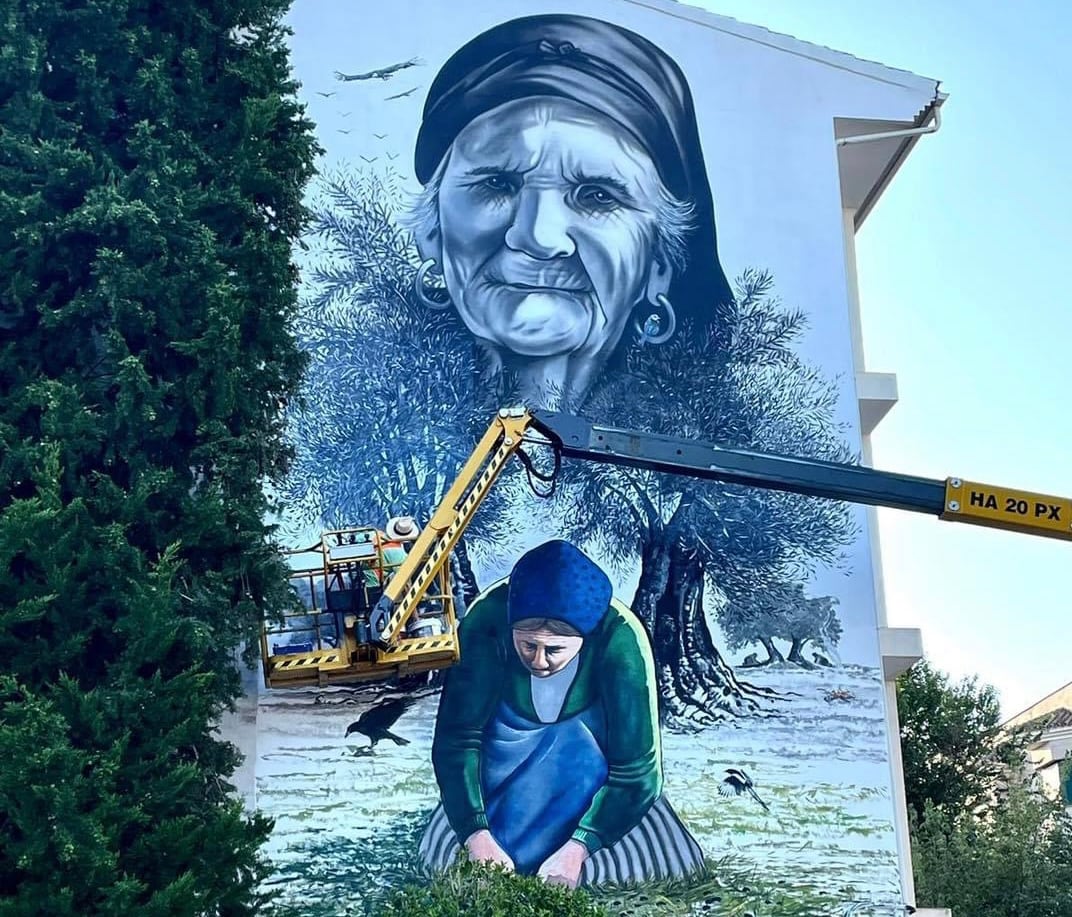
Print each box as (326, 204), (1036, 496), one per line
(488, 258), (592, 294)
(499, 281), (590, 295)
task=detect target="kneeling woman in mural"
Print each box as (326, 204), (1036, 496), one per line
(420, 540), (704, 888)
(407, 13), (733, 412)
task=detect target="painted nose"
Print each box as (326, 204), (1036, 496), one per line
(530, 646), (550, 670)
(504, 189), (576, 260)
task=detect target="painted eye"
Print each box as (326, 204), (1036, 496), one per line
(479, 174), (518, 195)
(574, 184), (620, 211)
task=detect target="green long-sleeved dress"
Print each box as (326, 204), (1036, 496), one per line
(418, 581), (705, 883)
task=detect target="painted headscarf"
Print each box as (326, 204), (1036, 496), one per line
(507, 540), (612, 636)
(414, 13), (734, 325)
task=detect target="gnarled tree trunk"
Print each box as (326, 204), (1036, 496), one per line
(787, 635), (813, 667)
(760, 637), (785, 664)
(450, 536), (480, 613)
(631, 531), (670, 633)
(634, 530), (776, 730)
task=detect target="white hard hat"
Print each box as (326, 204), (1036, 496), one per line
(384, 515), (419, 542)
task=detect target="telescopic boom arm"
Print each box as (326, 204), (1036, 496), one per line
(368, 408), (1071, 653)
(367, 409), (534, 647)
(531, 411), (1072, 542)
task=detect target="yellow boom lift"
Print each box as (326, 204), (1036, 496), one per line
(260, 408), (1072, 689)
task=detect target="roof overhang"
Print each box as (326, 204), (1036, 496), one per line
(836, 93), (947, 228)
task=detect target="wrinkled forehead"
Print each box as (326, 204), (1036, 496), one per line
(446, 97), (664, 195)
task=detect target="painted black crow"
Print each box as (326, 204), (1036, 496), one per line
(344, 696), (417, 755)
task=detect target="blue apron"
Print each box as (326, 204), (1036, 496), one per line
(481, 700), (608, 874)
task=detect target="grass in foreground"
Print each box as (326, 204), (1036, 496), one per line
(372, 857), (849, 917)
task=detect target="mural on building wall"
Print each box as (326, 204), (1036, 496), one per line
(253, 5), (909, 916)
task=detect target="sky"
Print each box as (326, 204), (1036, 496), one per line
(695, 0), (1072, 718)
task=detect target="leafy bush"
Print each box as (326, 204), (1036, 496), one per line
(896, 660), (1029, 819)
(377, 861), (607, 917)
(374, 858), (850, 917)
(912, 786), (1072, 917)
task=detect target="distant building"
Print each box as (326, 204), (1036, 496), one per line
(1004, 681), (1072, 809)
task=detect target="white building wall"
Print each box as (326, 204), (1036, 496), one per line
(841, 204), (921, 908)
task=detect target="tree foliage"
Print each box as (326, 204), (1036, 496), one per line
(279, 169), (517, 601)
(281, 169), (498, 538)
(563, 270), (855, 603)
(897, 663), (1069, 916)
(717, 581), (841, 665)
(896, 661), (1028, 819)
(554, 270), (856, 725)
(0, 1), (318, 913)
(912, 787), (1072, 917)
(286, 171), (855, 727)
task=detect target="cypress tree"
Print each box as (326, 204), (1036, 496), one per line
(0, 2), (318, 913)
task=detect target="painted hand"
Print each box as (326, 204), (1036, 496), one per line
(464, 829), (515, 871)
(536, 838), (589, 888)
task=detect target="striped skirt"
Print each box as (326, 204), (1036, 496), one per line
(418, 794), (705, 886)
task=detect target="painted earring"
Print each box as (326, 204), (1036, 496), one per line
(634, 293), (677, 345)
(413, 258), (452, 310)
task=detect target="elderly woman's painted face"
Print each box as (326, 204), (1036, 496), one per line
(511, 627), (584, 678)
(426, 98), (673, 407)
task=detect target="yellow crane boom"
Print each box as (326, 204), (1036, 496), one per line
(260, 407), (1070, 689)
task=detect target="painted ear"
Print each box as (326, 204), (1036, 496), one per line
(645, 249), (673, 302)
(411, 178), (445, 265)
(413, 218), (442, 265)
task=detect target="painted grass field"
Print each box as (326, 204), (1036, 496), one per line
(254, 665), (904, 916)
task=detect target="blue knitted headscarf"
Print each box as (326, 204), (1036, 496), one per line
(507, 540), (612, 636)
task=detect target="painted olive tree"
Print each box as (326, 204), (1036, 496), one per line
(286, 172), (854, 728)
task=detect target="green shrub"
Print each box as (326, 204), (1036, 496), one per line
(377, 861), (607, 917)
(912, 786), (1072, 916)
(373, 857), (851, 917)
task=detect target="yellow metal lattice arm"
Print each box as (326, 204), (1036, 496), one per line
(367, 408), (536, 647)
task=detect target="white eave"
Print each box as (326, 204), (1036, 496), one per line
(649, 0), (941, 92)
(836, 96), (947, 227)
